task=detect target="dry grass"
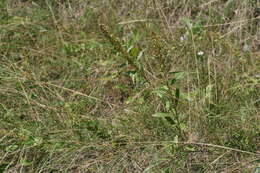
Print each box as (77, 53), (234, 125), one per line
(0, 0), (259, 172)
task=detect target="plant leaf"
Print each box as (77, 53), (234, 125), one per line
(152, 112), (172, 118)
(152, 113), (175, 125)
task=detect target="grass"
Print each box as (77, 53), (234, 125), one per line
(0, 0), (259, 172)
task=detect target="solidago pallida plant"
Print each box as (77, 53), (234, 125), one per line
(149, 32), (171, 77)
(99, 24), (148, 82)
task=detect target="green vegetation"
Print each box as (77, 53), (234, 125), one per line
(0, 0), (259, 172)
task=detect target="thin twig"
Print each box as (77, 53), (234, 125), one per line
(43, 82), (118, 108)
(118, 19), (155, 25)
(112, 141), (259, 156)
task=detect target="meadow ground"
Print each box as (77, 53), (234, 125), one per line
(0, 0), (259, 172)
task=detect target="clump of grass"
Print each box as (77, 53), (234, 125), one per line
(0, 0), (259, 172)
